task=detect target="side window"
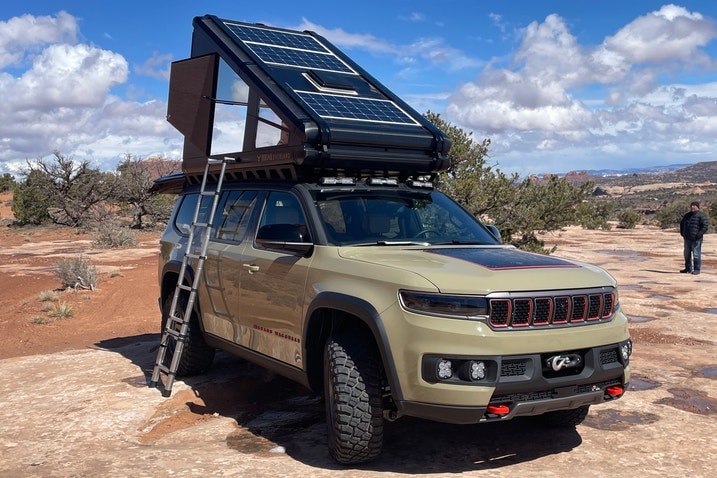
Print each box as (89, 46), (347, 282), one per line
(214, 190), (258, 242)
(258, 191), (310, 242)
(174, 193), (213, 235)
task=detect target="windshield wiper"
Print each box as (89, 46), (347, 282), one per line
(352, 240), (430, 246)
(433, 240), (493, 245)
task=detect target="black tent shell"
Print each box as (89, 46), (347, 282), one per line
(167, 15), (451, 183)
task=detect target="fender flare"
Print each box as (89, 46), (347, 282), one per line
(304, 291), (404, 402)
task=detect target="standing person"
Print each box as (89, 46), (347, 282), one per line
(679, 201), (709, 275)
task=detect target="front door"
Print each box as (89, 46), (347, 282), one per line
(238, 191), (312, 368)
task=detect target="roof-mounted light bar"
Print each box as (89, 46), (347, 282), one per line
(366, 177), (399, 186)
(406, 179), (435, 189)
(319, 177), (357, 186)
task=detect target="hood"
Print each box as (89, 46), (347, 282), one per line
(338, 245), (615, 294)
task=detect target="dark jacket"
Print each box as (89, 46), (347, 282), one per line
(680, 210), (709, 241)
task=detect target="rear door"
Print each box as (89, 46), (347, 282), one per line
(201, 189), (259, 342)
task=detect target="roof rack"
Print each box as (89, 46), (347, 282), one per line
(167, 15), (451, 184)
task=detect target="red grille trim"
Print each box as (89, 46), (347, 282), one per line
(487, 290), (617, 330)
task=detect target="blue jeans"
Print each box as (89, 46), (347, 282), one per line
(684, 239), (703, 272)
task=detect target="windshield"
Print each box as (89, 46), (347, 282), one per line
(314, 189), (500, 246)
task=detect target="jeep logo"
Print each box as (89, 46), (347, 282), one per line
(546, 353), (582, 371)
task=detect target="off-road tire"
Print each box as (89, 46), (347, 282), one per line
(161, 291), (215, 376)
(324, 333), (384, 464)
(537, 405), (590, 427)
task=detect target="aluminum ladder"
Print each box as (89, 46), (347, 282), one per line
(149, 158), (230, 397)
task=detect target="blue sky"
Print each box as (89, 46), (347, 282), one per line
(2, 1), (717, 177)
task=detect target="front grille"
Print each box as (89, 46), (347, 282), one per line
(488, 289), (616, 330)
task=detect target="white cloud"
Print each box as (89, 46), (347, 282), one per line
(0, 11), (78, 69)
(295, 18), (399, 55)
(445, 5), (717, 173)
(0, 12), (181, 173)
(134, 52), (172, 81)
(603, 4), (714, 65)
(296, 18), (482, 71)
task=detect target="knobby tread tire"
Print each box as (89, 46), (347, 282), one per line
(161, 292), (215, 377)
(324, 333), (384, 465)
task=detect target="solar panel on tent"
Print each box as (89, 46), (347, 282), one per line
(218, 21), (424, 126)
(295, 91), (419, 125)
(169, 15), (451, 181)
(224, 22), (355, 74)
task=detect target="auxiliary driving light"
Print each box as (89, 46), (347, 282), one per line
(621, 339), (633, 362)
(423, 357), (495, 383)
(459, 360), (487, 381)
(437, 359), (453, 379)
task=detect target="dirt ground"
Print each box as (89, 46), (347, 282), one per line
(1, 191), (716, 477)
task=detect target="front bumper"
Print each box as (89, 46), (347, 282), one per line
(382, 301), (631, 423)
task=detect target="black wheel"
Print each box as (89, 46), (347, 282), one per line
(324, 332), (384, 464)
(537, 405), (590, 427)
(161, 291), (215, 376)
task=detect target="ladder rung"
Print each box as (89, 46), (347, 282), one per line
(164, 328), (183, 339)
(192, 222), (209, 227)
(167, 314), (185, 325)
(199, 191), (217, 197)
(155, 363), (170, 374)
(177, 284), (193, 292)
(185, 253), (206, 260)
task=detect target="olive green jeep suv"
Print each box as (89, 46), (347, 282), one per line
(156, 174), (632, 464)
(155, 15), (631, 464)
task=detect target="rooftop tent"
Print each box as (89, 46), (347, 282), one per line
(167, 15), (451, 182)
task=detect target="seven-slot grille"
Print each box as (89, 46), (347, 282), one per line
(489, 290), (616, 329)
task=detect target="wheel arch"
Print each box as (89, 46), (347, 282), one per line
(159, 261), (204, 333)
(303, 291), (401, 401)
(160, 260), (195, 304)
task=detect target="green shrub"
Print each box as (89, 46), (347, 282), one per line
(0, 173), (15, 192)
(617, 210), (640, 229)
(656, 200), (691, 229)
(38, 290), (60, 302)
(49, 302), (74, 319)
(55, 255), (98, 290)
(92, 222), (138, 248)
(577, 201), (614, 230)
(12, 171), (52, 225)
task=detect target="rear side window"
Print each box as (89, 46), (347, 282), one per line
(173, 193), (213, 235)
(215, 190), (258, 243)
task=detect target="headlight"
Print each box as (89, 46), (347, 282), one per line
(399, 290), (488, 319)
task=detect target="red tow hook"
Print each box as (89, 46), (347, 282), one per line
(606, 385), (624, 398)
(486, 404), (510, 416)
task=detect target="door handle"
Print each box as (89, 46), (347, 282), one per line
(242, 263), (260, 273)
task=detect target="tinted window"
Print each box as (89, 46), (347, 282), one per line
(215, 190), (258, 242)
(174, 193), (218, 235)
(257, 191), (310, 243)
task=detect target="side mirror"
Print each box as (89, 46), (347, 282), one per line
(256, 224), (314, 255)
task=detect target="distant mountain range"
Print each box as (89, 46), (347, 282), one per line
(561, 160), (717, 184)
(578, 164), (692, 177)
